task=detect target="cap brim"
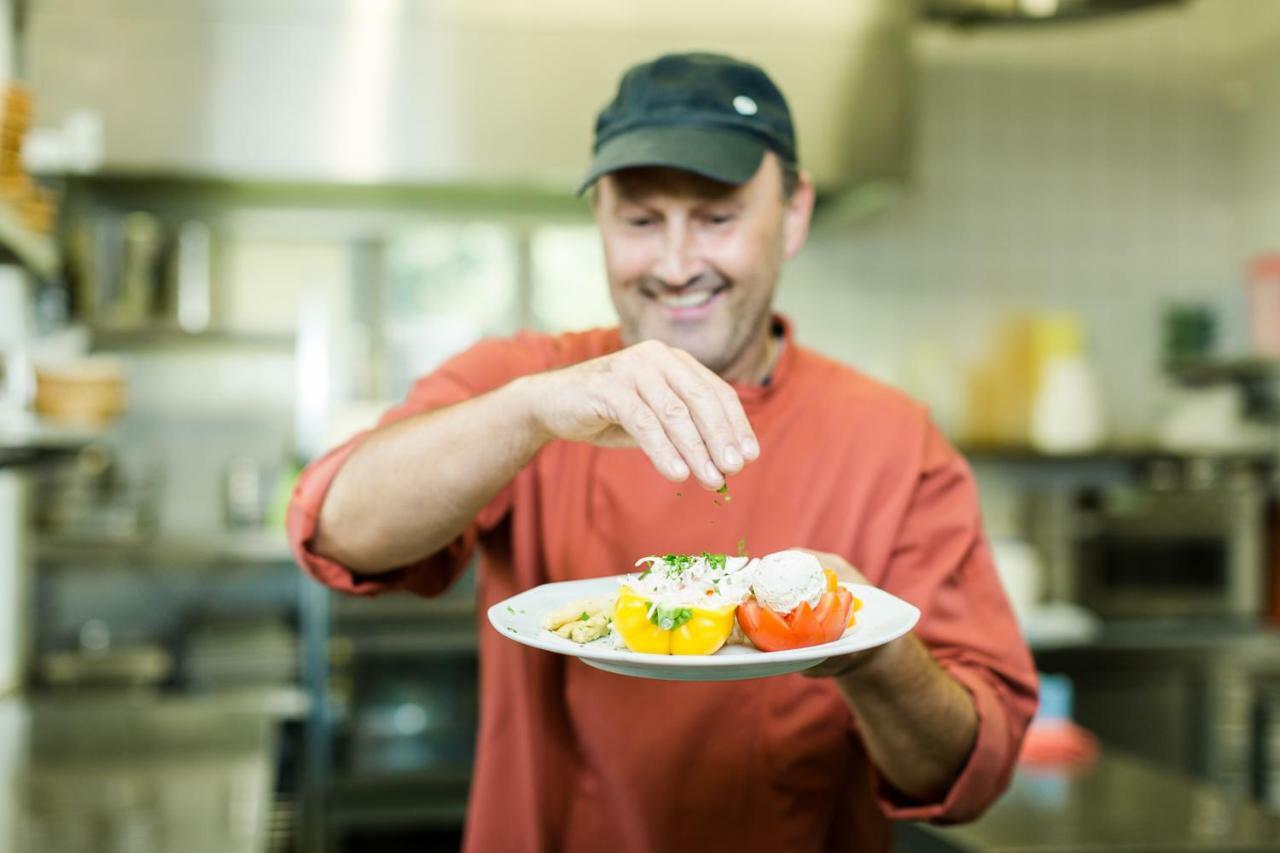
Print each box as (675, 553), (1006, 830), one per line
(576, 125), (768, 196)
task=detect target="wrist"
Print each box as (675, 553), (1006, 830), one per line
(505, 374), (556, 450)
(832, 633), (913, 686)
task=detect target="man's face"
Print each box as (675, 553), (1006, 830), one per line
(593, 153), (813, 375)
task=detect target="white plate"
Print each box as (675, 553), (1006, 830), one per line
(487, 576), (921, 682)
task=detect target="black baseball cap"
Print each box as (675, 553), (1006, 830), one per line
(577, 52), (798, 195)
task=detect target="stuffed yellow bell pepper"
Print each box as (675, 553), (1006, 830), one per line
(613, 586), (737, 655)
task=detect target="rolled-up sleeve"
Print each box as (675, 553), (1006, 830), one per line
(873, 421), (1039, 823)
(286, 336), (541, 598)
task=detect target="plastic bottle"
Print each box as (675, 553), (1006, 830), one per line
(1029, 313), (1105, 453)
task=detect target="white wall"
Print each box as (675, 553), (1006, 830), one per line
(1238, 45), (1280, 257)
(779, 58), (1244, 441)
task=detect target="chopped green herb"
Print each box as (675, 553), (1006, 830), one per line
(702, 552), (727, 572)
(717, 484), (729, 495)
(638, 568), (651, 579)
(648, 605), (694, 631)
(737, 537), (747, 557)
(661, 553), (696, 575)
(506, 606), (516, 614)
(579, 611), (590, 621)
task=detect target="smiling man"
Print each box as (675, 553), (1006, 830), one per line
(288, 53), (1037, 852)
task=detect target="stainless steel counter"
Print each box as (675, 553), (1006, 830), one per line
(0, 693), (277, 853)
(899, 751), (1280, 852)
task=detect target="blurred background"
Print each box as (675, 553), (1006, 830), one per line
(2, 0), (1280, 851)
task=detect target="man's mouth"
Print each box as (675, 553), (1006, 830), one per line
(643, 283), (731, 318)
(657, 288), (722, 309)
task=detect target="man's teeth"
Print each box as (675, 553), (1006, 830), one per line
(659, 290), (716, 309)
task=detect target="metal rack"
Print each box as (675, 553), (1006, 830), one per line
(298, 571), (480, 852)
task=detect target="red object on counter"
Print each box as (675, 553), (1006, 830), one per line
(287, 316), (1039, 853)
(1018, 721), (1100, 770)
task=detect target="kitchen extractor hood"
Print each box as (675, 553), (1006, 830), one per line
(24, 0), (916, 193)
(924, 0), (1183, 25)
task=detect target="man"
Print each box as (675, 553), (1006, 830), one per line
(289, 53), (1037, 852)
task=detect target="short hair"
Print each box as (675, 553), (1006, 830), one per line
(781, 163), (800, 199)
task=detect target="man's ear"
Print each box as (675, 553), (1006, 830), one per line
(782, 171), (816, 260)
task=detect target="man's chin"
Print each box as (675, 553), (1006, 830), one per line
(652, 332), (732, 371)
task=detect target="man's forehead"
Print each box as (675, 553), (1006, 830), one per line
(605, 165), (744, 204)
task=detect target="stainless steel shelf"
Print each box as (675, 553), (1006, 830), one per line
(0, 416), (102, 468)
(959, 441), (1276, 465)
(36, 529), (295, 567)
(332, 627), (479, 658)
(88, 325), (296, 351)
(327, 770), (471, 829)
(1166, 357), (1280, 386)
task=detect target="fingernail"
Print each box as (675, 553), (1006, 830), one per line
(703, 462), (723, 485)
(724, 446), (743, 468)
(670, 460), (689, 479)
(742, 438), (759, 459)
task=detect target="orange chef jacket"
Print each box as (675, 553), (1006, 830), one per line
(288, 316), (1038, 853)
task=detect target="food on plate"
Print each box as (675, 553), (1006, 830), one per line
(543, 597), (612, 643)
(737, 550), (861, 652)
(612, 552), (753, 655)
(540, 549), (865, 655)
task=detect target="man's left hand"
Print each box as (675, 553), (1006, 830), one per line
(792, 547), (904, 679)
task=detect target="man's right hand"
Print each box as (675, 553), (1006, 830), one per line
(520, 339), (760, 489)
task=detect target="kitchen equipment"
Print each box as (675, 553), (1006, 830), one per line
(26, 0), (912, 192)
(34, 444), (161, 541)
(925, 0), (1180, 24)
(222, 456), (278, 530)
(347, 658), (477, 776)
(1031, 458), (1269, 620)
(489, 578), (919, 681)
(0, 470), (29, 695)
(36, 617), (172, 690)
(1248, 675), (1280, 810)
(183, 614), (296, 690)
(321, 590), (479, 838)
(12, 697), (275, 853)
(112, 212), (164, 327)
(38, 644), (172, 689)
(1156, 385), (1273, 453)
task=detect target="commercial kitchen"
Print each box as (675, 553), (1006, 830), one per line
(2, 0), (1280, 851)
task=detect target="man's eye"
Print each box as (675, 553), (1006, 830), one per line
(626, 217), (655, 228)
(706, 213), (735, 225)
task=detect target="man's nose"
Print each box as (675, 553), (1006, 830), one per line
(653, 221), (703, 287)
